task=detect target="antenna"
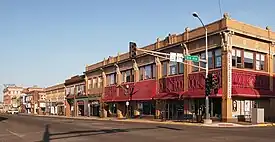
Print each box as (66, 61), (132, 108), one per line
(219, 0), (223, 18)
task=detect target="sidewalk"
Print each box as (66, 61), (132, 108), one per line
(20, 113), (275, 128)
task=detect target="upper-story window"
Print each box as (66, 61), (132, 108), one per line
(139, 64), (155, 80)
(162, 62), (167, 77)
(256, 53), (265, 71)
(88, 79), (92, 89)
(192, 48), (221, 72)
(215, 49), (222, 68)
(145, 64), (153, 79)
(98, 77), (102, 88)
(122, 70), (133, 82)
(232, 49), (242, 68)
(162, 61), (184, 76)
(232, 48), (266, 71)
(244, 51), (253, 69)
(107, 73), (116, 85)
(92, 78), (97, 88)
(169, 61), (178, 75)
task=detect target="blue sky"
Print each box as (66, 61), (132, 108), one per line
(0, 0), (274, 101)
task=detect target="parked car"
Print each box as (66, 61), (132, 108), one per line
(7, 108), (19, 114)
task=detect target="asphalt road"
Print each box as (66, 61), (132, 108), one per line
(0, 114), (275, 142)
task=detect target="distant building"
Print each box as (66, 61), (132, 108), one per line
(45, 83), (65, 115)
(22, 86), (46, 114)
(2, 86), (24, 111)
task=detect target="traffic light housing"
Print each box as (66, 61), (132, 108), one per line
(205, 74), (212, 96)
(212, 73), (219, 94)
(129, 42), (137, 59)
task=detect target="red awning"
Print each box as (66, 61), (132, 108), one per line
(181, 89), (222, 98)
(154, 92), (181, 100)
(232, 88), (275, 98)
(131, 80), (157, 101)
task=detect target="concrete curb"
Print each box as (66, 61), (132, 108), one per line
(19, 114), (275, 128)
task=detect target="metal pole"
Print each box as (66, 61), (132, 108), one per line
(205, 29), (210, 121)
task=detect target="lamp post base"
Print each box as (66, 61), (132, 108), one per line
(203, 119), (213, 124)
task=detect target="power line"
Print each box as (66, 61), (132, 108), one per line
(219, 0), (223, 18)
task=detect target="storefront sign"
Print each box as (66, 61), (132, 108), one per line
(227, 52), (232, 99)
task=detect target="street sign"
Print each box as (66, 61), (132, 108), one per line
(185, 55), (199, 62)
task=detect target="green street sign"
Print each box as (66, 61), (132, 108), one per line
(185, 55), (199, 62)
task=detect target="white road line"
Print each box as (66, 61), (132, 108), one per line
(6, 129), (24, 138)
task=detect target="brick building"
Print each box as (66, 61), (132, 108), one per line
(83, 13), (275, 122)
(64, 75), (86, 117)
(23, 86), (46, 115)
(2, 86), (23, 112)
(45, 83), (65, 115)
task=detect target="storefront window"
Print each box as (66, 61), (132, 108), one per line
(141, 101), (155, 115)
(256, 53), (265, 71)
(244, 51), (254, 69)
(162, 62), (167, 76)
(169, 61), (178, 75)
(215, 49), (222, 68)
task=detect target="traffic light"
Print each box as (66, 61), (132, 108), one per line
(129, 42), (137, 59)
(205, 74), (212, 96)
(212, 73), (219, 94)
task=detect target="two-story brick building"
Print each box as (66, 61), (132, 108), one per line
(64, 75), (86, 117)
(83, 13), (275, 122)
(23, 86), (46, 115)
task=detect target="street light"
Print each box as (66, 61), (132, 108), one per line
(192, 12), (212, 124)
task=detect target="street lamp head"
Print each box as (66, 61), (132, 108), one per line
(192, 12), (199, 18)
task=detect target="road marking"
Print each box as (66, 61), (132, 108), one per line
(6, 129), (24, 138)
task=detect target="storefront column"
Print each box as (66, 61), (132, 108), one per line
(84, 99), (88, 116)
(221, 31), (235, 122)
(100, 69), (108, 118)
(155, 57), (162, 118)
(116, 103), (124, 118)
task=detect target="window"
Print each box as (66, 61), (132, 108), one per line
(192, 54), (199, 72)
(88, 79), (92, 89)
(125, 70), (132, 82)
(107, 73), (116, 85)
(162, 62), (167, 76)
(244, 51), (254, 69)
(208, 51), (213, 68)
(179, 63), (184, 74)
(200, 52), (206, 69)
(145, 65), (152, 79)
(92, 78), (97, 88)
(98, 77), (102, 88)
(139, 67), (144, 80)
(232, 49), (242, 68)
(256, 53), (265, 71)
(215, 49), (222, 68)
(169, 61), (178, 75)
(152, 64), (156, 78)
